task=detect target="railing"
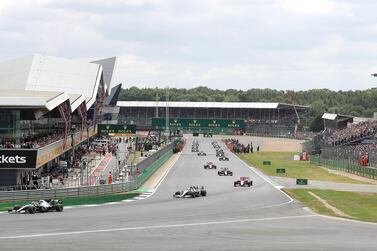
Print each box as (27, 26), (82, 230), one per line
(0, 180), (138, 202)
(0, 142), (176, 203)
(311, 155), (377, 180)
(244, 132), (312, 140)
(36, 126), (97, 168)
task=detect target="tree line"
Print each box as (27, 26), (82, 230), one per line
(119, 86), (377, 131)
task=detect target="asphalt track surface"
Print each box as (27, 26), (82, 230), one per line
(1, 137), (377, 250)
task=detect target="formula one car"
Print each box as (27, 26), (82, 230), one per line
(219, 156), (229, 161)
(173, 186), (207, 198)
(192, 148), (199, 152)
(234, 177), (253, 187)
(8, 199), (64, 214)
(216, 150), (224, 157)
(204, 162), (217, 169)
(197, 151), (207, 156)
(218, 168), (233, 176)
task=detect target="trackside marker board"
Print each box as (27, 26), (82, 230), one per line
(276, 168), (286, 174)
(296, 179), (308, 185)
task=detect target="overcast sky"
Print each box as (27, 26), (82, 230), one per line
(1, 0), (377, 91)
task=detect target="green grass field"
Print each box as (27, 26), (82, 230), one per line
(286, 189), (377, 222)
(238, 152), (368, 184)
(0, 191), (140, 212)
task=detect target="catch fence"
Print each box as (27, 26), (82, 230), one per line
(311, 155), (377, 180)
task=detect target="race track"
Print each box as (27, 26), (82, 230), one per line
(1, 136), (377, 251)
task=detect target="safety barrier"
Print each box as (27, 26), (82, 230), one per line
(136, 150), (173, 187)
(0, 180), (138, 203)
(0, 142), (176, 203)
(311, 155), (377, 180)
(244, 133), (312, 141)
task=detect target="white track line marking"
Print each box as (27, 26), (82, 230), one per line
(106, 202), (119, 205)
(0, 215), (316, 239)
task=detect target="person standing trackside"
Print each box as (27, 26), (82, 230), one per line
(108, 171), (113, 184)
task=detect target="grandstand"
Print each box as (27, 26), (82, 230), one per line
(117, 101), (311, 136)
(0, 54), (120, 187)
(307, 113), (377, 168)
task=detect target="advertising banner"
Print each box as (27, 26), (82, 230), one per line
(0, 149), (38, 169)
(98, 124), (136, 135)
(152, 118), (245, 129)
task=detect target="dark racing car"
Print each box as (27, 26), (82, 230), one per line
(219, 156), (229, 161)
(173, 186), (207, 198)
(197, 151), (207, 156)
(218, 168), (233, 176)
(234, 177), (253, 187)
(204, 162), (217, 169)
(8, 199), (64, 214)
(216, 150), (224, 157)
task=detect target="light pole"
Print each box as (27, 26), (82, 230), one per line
(165, 86), (170, 141)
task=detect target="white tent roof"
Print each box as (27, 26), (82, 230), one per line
(0, 54), (104, 111)
(117, 101), (281, 109)
(322, 113), (338, 120)
(0, 89), (69, 111)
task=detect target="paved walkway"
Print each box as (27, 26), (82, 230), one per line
(321, 167), (377, 184)
(271, 176), (377, 193)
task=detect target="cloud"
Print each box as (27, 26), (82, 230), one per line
(280, 0), (350, 16)
(0, 0), (376, 91)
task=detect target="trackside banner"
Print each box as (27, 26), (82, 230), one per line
(0, 149), (38, 169)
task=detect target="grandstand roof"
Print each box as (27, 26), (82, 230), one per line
(0, 89), (69, 110)
(322, 113), (353, 121)
(0, 54), (116, 113)
(117, 101), (310, 109)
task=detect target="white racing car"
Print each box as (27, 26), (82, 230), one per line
(173, 186), (207, 198)
(8, 199), (64, 214)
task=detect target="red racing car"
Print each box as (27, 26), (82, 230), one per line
(234, 177), (252, 187)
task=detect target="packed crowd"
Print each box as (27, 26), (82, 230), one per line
(320, 144), (377, 167)
(224, 138), (259, 154)
(0, 128), (84, 149)
(323, 121), (377, 146)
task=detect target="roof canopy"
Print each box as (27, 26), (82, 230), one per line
(322, 113), (353, 121)
(0, 54), (116, 113)
(117, 101), (309, 110)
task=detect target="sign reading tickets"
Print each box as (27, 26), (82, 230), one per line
(98, 124), (136, 135)
(152, 118), (245, 129)
(0, 149), (38, 169)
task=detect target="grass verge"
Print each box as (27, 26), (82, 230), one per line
(238, 152), (368, 184)
(0, 191), (141, 212)
(286, 189), (377, 222)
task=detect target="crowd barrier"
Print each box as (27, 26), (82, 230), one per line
(0, 142), (175, 203)
(311, 155), (377, 180)
(244, 133), (312, 141)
